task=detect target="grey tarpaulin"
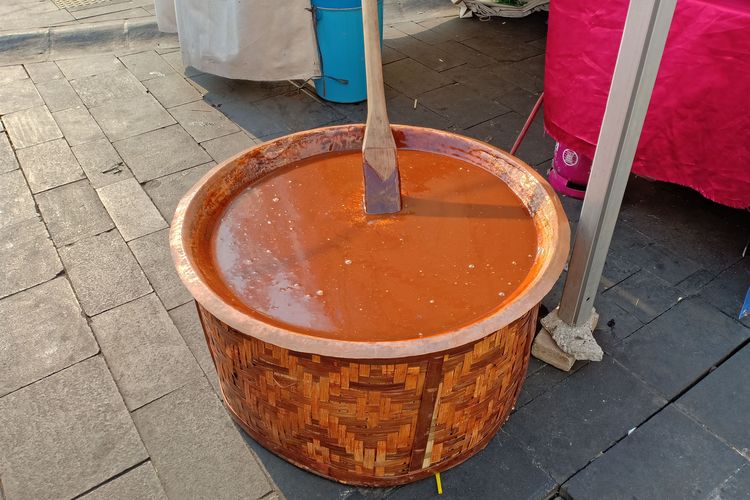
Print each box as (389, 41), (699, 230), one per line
(155, 0), (321, 81)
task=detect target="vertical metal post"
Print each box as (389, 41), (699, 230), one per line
(557, 0), (678, 326)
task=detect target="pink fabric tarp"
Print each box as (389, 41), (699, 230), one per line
(544, 0), (750, 208)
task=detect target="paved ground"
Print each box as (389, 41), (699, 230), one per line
(0, 6), (749, 500)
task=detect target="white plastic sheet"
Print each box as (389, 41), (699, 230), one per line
(155, 0), (321, 81)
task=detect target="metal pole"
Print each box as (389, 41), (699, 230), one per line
(557, 0), (678, 326)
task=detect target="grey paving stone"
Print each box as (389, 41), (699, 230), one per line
(0, 217), (62, 299)
(627, 240), (704, 286)
(563, 405), (746, 500)
(676, 268), (716, 296)
(3, 105), (63, 149)
(250, 92), (344, 133)
(516, 360), (586, 409)
(599, 253), (640, 291)
(218, 99), (291, 140)
(16, 137), (85, 193)
(677, 343), (750, 452)
(416, 17), (485, 43)
(465, 111), (553, 164)
(493, 61), (545, 94)
(0, 78), (43, 115)
(91, 293), (201, 409)
(97, 177), (167, 241)
(593, 292), (644, 352)
(81, 462), (167, 500)
(603, 269), (682, 324)
(0, 133), (18, 173)
(160, 49), (202, 77)
(142, 161), (214, 221)
(25, 61), (63, 83)
(0, 277), (97, 396)
(390, 20), (447, 44)
(441, 64), (518, 100)
(169, 301), (221, 394)
(36, 179), (114, 246)
(0, 169), (36, 229)
(59, 230), (152, 315)
(700, 258), (750, 326)
(132, 378), (273, 499)
(114, 124), (211, 182)
(143, 72), (201, 108)
(385, 36), (466, 72)
(52, 105), (105, 146)
(383, 57), (453, 97)
(91, 94), (175, 142)
(387, 93), (453, 130)
(55, 54), (124, 80)
(70, 68), (146, 108)
(0, 356), (147, 500)
(200, 131), (256, 163)
(610, 298), (748, 399)
(0, 65), (28, 83)
(120, 50), (175, 80)
(129, 229), (191, 309)
(389, 430), (556, 500)
(709, 463), (750, 500)
(72, 137), (133, 188)
(381, 45), (406, 65)
(497, 87), (541, 116)
(419, 82), (509, 129)
(168, 99), (241, 142)
(503, 357), (666, 482)
(35, 78), (83, 112)
(190, 73), (294, 105)
(462, 35), (541, 63)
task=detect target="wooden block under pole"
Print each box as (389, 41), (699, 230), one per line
(531, 328), (575, 372)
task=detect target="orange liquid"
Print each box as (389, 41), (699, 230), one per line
(211, 150), (537, 342)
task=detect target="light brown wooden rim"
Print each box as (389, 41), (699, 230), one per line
(170, 124), (570, 359)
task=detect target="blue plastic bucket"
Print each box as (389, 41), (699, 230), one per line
(312, 0), (384, 104)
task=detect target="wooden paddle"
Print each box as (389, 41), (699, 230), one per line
(361, 0), (401, 214)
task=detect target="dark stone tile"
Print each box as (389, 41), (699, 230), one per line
(676, 268), (715, 296)
(492, 62), (545, 93)
(563, 405), (746, 500)
(217, 99), (290, 140)
(250, 92), (344, 133)
(418, 82), (509, 129)
(461, 36), (542, 63)
(508, 54), (545, 79)
(599, 253), (640, 291)
(710, 463), (750, 500)
(440, 64), (518, 99)
(610, 298), (748, 399)
(389, 20), (447, 45)
(387, 430), (556, 500)
(503, 357), (665, 482)
(516, 361), (587, 409)
(416, 17), (486, 43)
(432, 40), (494, 69)
(381, 46), (406, 65)
(699, 258), (750, 326)
(383, 58), (453, 98)
(602, 270), (681, 323)
(465, 112), (553, 163)
(677, 343), (750, 452)
(626, 240), (704, 286)
(497, 87), (542, 116)
(593, 293), (644, 353)
(387, 94), (453, 130)
(385, 37), (466, 72)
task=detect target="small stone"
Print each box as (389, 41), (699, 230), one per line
(540, 307), (603, 362)
(97, 178), (167, 241)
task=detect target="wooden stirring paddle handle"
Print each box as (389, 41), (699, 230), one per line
(361, 0), (402, 214)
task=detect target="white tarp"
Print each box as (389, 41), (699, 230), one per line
(155, 0), (321, 81)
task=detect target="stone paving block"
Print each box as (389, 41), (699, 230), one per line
(168, 99), (241, 142)
(143, 72), (201, 108)
(200, 131), (256, 163)
(602, 269), (682, 323)
(385, 36), (466, 72)
(677, 344), (750, 452)
(390, 20), (446, 44)
(97, 177), (167, 241)
(91, 94), (175, 142)
(25, 61), (63, 83)
(3, 105), (63, 149)
(250, 92), (344, 134)
(700, 258), (750, 326)
(81, 462), (167, 500)
(462, 35), (541, 63)
(55, 54), (124, 80)
(383, 57), (453, 97)
(218, 99), (292, 140)
(52, 105), (105, 146)
(16, 137), (85, 193)
(0, 78), (43, 115)
(70, 68), (146, 108)
(59, 229), (152, 315)
(592, 292), (644, 352)
(563, 405), (746, 500)
(114, 124), (211, 182)
(191, 74), (294, 105)
(497, 87), (541, 116)
(381, 45), (406, 65)
(493, 61), (545, 94)
(0, 217), (62, 299)
(91, 293), (201, 409)
(160, 49), (202, 77)
(129, 229), (191, 309)
(35, 78), (83, 112)
(610, 298), (748, 399)
(72, 137), (133, 188)
(389, 430), (556, 500)
(169, 301), (221, 393)
(418, 82), (510, 129)
(0, 133), (18, 173)
(503, 357), (665, 482)
(599, 253), (640, 291)
(465, 111), (553, 164)
(0, 277), (98, 396)
(676, 268), (715, 296)
(132, 378), (273, 499)
(416, 17), (484, 43)
(709, 463), (750, 500)
(0, 65), (28, 82)
(516, 361), (586, 409)
(120, 50), (175, 80)
(142, 161), (214, 221)
(36, 179), (114, 246)
(0, 356), (147, 500)
(627, 240), (704, 286)
(387, 93), (453, 130)
(0, 169), (36, 229)
(441, 64), (518, 100)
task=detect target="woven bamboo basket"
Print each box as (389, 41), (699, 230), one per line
(171, 124), (569, 486)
